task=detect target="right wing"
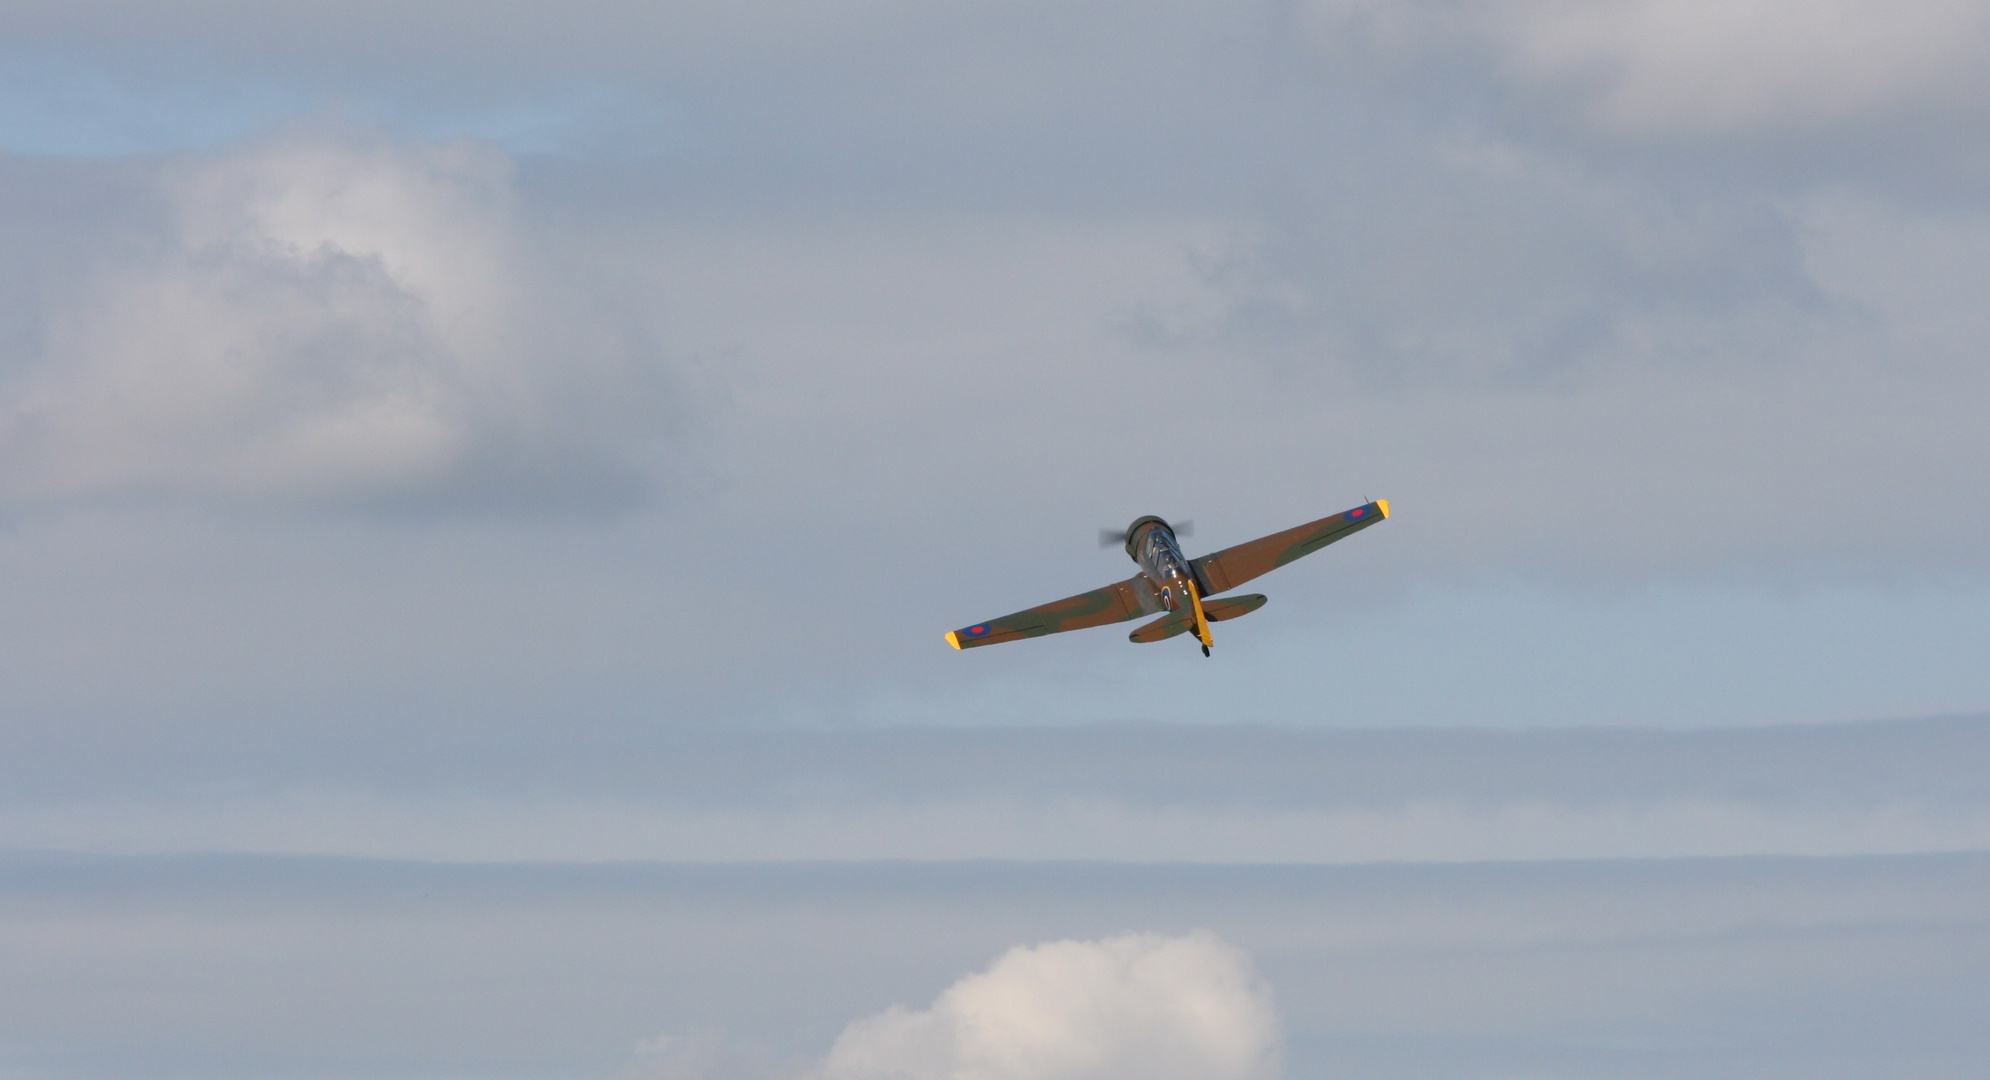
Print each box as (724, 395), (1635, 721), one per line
(1192, 500), (1388, 595)
(947, 575), (1162, 649)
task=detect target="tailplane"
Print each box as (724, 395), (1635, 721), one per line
(1127, 594), (1267, 646)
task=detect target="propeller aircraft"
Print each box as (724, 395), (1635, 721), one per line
(946, 499), (1389, 657)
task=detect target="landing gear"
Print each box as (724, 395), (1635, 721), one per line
(1201, 644), (1211, 657)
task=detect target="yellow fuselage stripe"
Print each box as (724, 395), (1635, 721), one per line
(1187, 579), (1213, 648)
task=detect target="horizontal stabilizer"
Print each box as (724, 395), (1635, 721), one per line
(1129, 611), (1194, 643)
(1203, 593), (1266, 622)
(1128, 593), (1265, 643)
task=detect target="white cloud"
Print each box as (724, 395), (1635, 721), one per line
(1504, 0), (1990, 133)
(0, 123), (672, 513)
(1310, 0), (1990, 134)
(815, 932), (1279, 1080)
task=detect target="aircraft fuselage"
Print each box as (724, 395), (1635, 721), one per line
(1121, 516), (1214, 652)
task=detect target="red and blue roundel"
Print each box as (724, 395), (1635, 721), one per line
(1346, 507), (1366, 519)
(966, 625), (990, 637)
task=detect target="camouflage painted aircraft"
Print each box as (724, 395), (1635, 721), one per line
(946, 499), (1389, 657)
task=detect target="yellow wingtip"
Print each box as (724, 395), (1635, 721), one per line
(1376, 498), (1390, 519)
(945, 631), (962, 650)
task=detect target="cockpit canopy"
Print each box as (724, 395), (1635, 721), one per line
(1119, 515), (1176, 560)
(1126, 517), (1192, 593)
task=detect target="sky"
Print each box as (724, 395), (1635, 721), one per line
(2, 1), (1990, 1078)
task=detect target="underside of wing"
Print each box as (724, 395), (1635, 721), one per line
(1192, 500), (1388, 595)
(947, 575), (1163, 649)
(1129, 593), (1266, 643)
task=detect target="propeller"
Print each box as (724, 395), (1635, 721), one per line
(1098, 519), (1192, 548)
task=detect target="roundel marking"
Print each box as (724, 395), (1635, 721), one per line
(968, 625), (990, 636)
(1347, 507), (1365, 519)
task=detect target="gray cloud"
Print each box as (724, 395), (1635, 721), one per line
(0, 123), (675, 515)
(1191, 133), (1826, 389)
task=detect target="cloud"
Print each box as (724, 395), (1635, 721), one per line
(618, 934), (1280, 1080)
(0, 123), (674, 514)
(1308, 0), (1990, 136)
(1499, 0), (1990, 134)
(1199, 130), (1822, 388)
(815, 932), (1280, 1080)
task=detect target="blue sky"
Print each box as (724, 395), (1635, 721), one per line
(2, 1), (1989, 1077)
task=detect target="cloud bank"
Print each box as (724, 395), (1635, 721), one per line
(815, 932), (1279, 1080)
(10, 717), (1986, 863)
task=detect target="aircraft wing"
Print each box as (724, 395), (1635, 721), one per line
(1192, 499), (1389, 595)
(947, 575), (1162, 649)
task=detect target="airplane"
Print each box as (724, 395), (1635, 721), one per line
(945, 499), (1389, 656)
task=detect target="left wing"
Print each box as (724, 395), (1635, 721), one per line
(947, 576), (1162, 649)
